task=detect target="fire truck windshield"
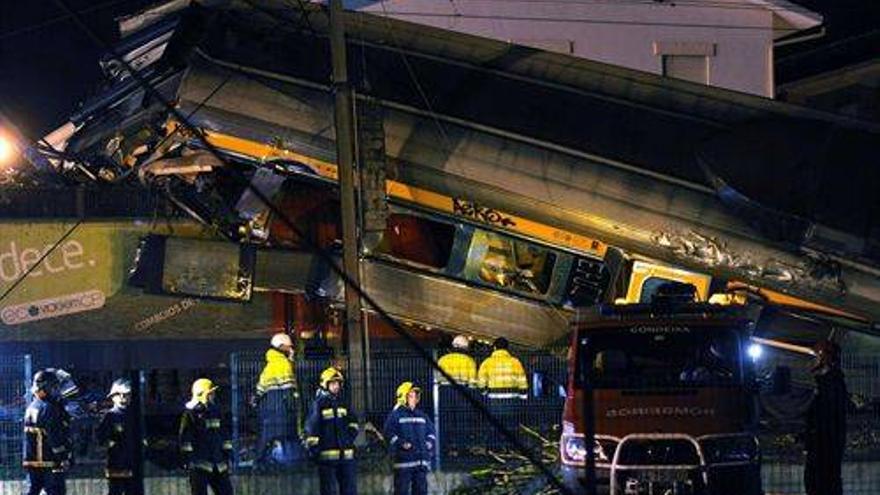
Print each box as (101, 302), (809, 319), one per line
(585, 327), (743, 389)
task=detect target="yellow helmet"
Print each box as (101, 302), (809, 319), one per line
(191, 378), (218, 405)
(320, 367), (344, 389)
(395, 381), (421, 406)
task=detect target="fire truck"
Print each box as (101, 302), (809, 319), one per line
(559, 253), (773, 494)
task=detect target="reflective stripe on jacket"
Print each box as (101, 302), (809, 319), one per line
(304, 389), (358, 463)
(256, 348), (302, 439)
(477, 349), (528, 398)
(383, 405), (436, 470)
(23, 397), (71, 469)
(178, 402), (233, 472)
(256, 348), (298, 397)
(96, 406), (140, 478)
(437, 352), (478, 387)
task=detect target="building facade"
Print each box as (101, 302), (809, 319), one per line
(351, 0), (821, 97)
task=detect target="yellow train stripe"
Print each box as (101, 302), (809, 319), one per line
(179, 123), (866, 321)
(191, 126), (605, 257)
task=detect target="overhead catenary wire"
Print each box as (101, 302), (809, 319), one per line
(0, 218), (85, 305)
(377, 1), (458, 167)
(49, 1), (573, 493)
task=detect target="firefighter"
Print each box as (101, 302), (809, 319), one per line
(96, 379), (143, 495)
(303, 367), (358, 495)
(804, 340), (848, 495)
(437, 335), (477, 387)
(23, 370), (72, 495)
(477, 338), (528, 399)
(179, 378), (234, 495)
(383, 382), (436, 495)
(253, 333), (302, 464)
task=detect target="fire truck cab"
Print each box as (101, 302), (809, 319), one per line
(560, 283), (764, 494)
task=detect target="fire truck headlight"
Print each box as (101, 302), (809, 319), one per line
(561, 434), (587, 464)
(561, 434), (617, 465)
(624, 478), (642, 495)
(747, 343), (763, 360)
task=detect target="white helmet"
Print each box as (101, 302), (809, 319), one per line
(452, 335), (470, 350)
(271, 333), (293, 349)
(108, 379), (132, 398)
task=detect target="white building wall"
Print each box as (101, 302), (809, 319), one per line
(354, 0), (782, 97)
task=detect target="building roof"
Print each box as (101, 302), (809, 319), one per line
(750, 0), (823, 32)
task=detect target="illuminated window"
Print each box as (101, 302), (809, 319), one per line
(464, 230), (557, 295)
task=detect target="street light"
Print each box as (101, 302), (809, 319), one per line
(0, 133), (17, 167)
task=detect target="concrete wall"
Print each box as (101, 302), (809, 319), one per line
(354, 0), (780, 96)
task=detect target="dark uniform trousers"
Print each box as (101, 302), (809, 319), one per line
(393, 466), (428, 495)
(188, 467), (234, 495)
(318, 461), (357, 495)
(304, 389), (359, 495)
(26, 469), (66, 495)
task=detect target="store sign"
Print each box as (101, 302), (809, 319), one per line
(0, 223), (118, 324)
(1, 290), (106, 325)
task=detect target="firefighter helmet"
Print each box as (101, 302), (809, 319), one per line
(107, 378), (132, 398)
(319, 367), (344, 389)
(191, 378), (218, 405)
(395, 381), (421, 406)
(32, 370), (60, 395)
(271, 333), (293, 350)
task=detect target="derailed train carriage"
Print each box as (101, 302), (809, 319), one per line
(32, 1), (880, 345)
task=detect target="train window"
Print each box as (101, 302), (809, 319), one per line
(375, 214), (456, 269)
(465, 230), (557, 294)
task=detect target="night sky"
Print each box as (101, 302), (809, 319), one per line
(0, 0), (155, 139)
(0, 0), (876, 140)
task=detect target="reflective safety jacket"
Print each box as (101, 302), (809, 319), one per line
(256, 348), (301, 439)
(179, 402), (233, 473)
(23, 396), (71, 469)
(437, 352), (478, 387)
(304, 389), (358, 462)
(383, 405), (436, 470)
(96, 406), (140, 478)
(255, 349), (298, 398)
(477, 349), (528, 399)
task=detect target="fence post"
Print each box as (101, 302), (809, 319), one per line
(432, 349), (442, 472)
(23, 355), (32, 401)
(230, 352), (240, 470)
(22, 355), (31, 468)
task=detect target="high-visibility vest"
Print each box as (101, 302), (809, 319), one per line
(437, 352), (478, 387)
(477, 349), (528, 399)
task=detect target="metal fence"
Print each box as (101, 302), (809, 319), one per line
(0, 354), (29, 481)
(0, 348), (878, 494)
(227, 346), (567, 470)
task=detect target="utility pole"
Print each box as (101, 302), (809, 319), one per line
(329, 0), (369, 414)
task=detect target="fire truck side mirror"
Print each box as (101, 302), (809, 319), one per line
(771, 366), (792, 395)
